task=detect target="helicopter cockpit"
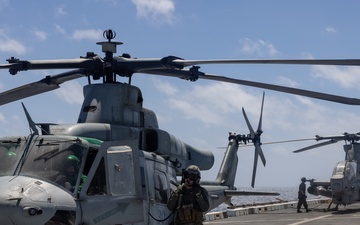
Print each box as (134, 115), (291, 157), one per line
(0, 136), (93, 194)
(0, 138), (25, 176)
(331, 160), (358, 204)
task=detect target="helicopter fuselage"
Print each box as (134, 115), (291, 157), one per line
(0, 65), (272, 224)
(0, 134), (211, 224)
(307, 143), (360, 206)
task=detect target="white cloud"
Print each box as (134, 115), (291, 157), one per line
(155, 81), (255, 125)
(131, 0), (175, 25)
(238, 38), (279, 57)
(32, 29), (47, 41)
(311, 65), (360, 89)
(54, 81), (83, 104)
(0, 30), (27, 54)
(152, 75), (360, 136)
(71, 29), (103, 41)
(153, 78), (178, 95)
(324, 26), (337, 33)
(0, 112), (6, 123)
(55, 5), (67, 17)
(54, 24), (66, 35)
(276, 76), (299, 88)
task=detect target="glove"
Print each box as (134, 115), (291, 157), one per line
(175, 184), (184, 195)
(192, 186), (201, 197)
(196, 192), (201, 198)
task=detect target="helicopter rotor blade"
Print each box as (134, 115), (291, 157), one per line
(242, 106), (266, 183)
(251, 143), (265, 188)
(241, 94), (266, 188)
(293, 132), (360, 153)
(172, 58), (360, 68)
(242, 107), (255, 139)
(255, 137), (316, 146)
(6, 57), (360, 75)
(0, 58), (97, 75)
(0, 69), (84, 105)
(5, 57), (360, 76)
(142, 69), (360, 105)
(2, 43), (360, 106)
(257, 92), (265, 133)
(316, 133), (360, 142)
(201, 73), (360, 105)
(256, 92), (266, 167)
(293, 139), (338, 153)
(251, 143), (260, 188)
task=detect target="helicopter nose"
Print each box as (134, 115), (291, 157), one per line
(331, 181), (342, 194)
(0, 176), (77, 225)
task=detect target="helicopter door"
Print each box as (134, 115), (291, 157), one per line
(105, 145), (143, 198)
(146, 160), (174, 225)
(79, 143), (145, 224)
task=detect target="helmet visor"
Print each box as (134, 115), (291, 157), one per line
(184, 170), (199, 181)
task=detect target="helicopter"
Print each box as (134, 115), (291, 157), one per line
(0, 29), (360, 224)
(293, 133), (360, 211)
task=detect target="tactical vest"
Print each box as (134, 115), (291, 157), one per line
(175, 206), (203, 224)
(174, 192), (204, 225)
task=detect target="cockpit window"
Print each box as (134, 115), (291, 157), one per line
(345, 161), (357, 181)
(332, 161), (346, 176)
(19, 139), (87, 194)
(0, 138), (25, 175)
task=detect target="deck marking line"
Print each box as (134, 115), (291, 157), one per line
(287, 215), (331, 225)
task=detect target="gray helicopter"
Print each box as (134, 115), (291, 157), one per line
(0, 29), (359, 224)
(294, 133), (360, 211)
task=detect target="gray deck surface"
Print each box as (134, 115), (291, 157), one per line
(205, 200), (360, 225)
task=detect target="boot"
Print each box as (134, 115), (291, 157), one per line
(297, 209), (302, 213)
(306, 209), (311, 212)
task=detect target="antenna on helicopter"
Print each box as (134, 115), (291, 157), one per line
(21, 102), (38, 135)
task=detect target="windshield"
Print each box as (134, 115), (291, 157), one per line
(332, 161), (346, 176)
(344, 161), (357, 181)
(0, 137), (26, 175)
(19, 136), (88, 193)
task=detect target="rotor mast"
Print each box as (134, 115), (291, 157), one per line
(96, 29), (123, 83)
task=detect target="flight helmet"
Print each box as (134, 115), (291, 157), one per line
(183, 165), (201, 184)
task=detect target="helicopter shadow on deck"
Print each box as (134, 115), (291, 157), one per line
(331, 207), (360, 214)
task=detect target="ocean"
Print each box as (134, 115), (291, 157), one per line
(211, 186), (325, 212)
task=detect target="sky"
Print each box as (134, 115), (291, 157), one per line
(0, 0), (360, 188)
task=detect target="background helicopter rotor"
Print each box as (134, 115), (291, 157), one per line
(242, 92), (265, 188)
(242, 92), (266, 187)
(228, 92), (266, 187)
(293, 133), (360, 153)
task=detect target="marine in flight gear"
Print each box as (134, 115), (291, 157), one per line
(167, 165), (210, 225)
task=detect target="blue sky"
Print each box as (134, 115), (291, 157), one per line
(0, 0), (360, 188)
